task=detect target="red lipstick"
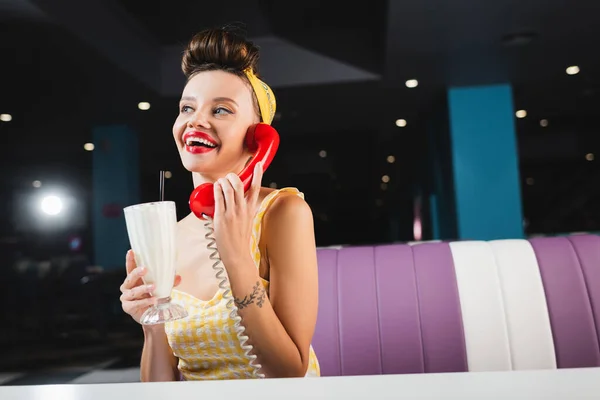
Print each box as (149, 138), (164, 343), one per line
(183, 131), (218, 154)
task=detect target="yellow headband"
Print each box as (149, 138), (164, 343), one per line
(244, 68), (276, 125)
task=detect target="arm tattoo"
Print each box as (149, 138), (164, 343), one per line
(234, 281), (266, 309)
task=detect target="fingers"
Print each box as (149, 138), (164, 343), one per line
(121, 296), (157, 316)
(218, 177), (236, 209)
(225, 173), (245, 206)
(120, 279), (156, 318)
(120, 266), (146, 293)
(248, 161), (263, 205)
(125, 250), (137, 274)
(120, 283), (154, 302)
(214, 181), (225, 218)
(214, 165), (262, 220)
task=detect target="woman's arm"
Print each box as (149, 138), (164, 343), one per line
(225, 194), (319, 378)
(120, 251), (180, 382)
(140, 325), (180, 382)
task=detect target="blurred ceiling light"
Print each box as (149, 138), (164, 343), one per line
(41, 195), (63, 216)
(0, 113), (12, 122)
(586, 153), (595, 161)
(138, 102), (151, 110)
(164, 171), (172, 179)
(83, 143), (95, 151)
(32, 180), (42, 188)
(405, 79), (419, 88)
(540, 119), (549, 127)
(382, 175), (390, 183)
(395, 119), (407, 127)
(515, 110), (527, 118)
(319, 150), (327, 158)
(387, 155), (396, 163)
(566, 66), (580, 75)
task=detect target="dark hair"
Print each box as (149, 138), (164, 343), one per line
(181, 25), (261, 80)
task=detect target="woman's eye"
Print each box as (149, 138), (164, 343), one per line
(214, 107), (232, 115)
(181, 105), (193, 113)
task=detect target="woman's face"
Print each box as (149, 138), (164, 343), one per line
(173, 70), (259, 180)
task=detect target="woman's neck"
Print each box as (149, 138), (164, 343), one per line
(190, 154), (254, 188)
(191, 172), (212, 188)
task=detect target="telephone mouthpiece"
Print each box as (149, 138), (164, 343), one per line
(189, 183), (215, 219)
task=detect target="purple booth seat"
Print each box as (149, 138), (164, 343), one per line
(567, 235), (600, 350)
(313, 243), (468, 376)
(312, 235), (600, 377)
(529, 237), (600, 368)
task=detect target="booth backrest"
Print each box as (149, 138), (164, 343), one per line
(312, 235), (600, 376)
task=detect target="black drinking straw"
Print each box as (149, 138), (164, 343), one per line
(159, 170), (165, 201)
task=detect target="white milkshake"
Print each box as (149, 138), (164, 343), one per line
(123, 201), (187, 324)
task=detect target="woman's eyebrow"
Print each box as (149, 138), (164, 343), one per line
(212, 97), (238, 106)
(179, 96), (238, 106)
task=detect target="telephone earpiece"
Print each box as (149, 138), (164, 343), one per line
(189, 123), (280, 219)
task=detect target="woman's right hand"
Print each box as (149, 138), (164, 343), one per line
(120, 250), (181, 325)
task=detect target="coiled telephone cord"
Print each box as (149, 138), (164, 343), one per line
(203, 216), (265, 379)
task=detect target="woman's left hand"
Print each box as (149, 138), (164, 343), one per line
(212, 161), (263, 268)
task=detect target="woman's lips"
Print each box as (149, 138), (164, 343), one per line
(182, 131), (218, 154)
(185, 144), (216, 154)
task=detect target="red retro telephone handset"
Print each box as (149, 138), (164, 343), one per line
(189, 122), (279, 379)
(189, 123), (280, 219)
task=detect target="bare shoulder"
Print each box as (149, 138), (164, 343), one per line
(262, 190), (318, 279)
(264, 192), (314, 233)
(258, 186), (278, 203)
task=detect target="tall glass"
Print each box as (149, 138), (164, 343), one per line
(123, 201), (187, 325)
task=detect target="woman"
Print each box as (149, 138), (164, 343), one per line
(119, 26), (320, 380)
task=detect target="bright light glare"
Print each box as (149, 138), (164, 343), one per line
(41, 195), (63, 215)
(84, 143), (95, 151)
(138, 102), (151, 110)
(405, 79), (419, 88)
(0, 114), (12, 122)
(395, 119), (407, 127)
(516, 110), (527, 118)
(566, 66), (580, 75)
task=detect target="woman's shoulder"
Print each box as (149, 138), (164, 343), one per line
(260, 187), (312, 230)
(258, 187), (306, 214)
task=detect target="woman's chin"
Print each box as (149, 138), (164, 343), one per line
(182, 163), (211, 174)
(179, 151), (248, 178)
(180, 155), (214, 173)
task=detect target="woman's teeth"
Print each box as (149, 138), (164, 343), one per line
(186, 138), (216, 147)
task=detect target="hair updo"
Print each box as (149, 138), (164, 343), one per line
(181, 26), (261, 81)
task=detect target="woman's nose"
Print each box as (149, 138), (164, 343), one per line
(187, 111), (211, 129)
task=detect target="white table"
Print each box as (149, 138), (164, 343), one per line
(1, 367), (599, 399)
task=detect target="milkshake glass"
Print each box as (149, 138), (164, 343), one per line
(123, 201), (187, 325)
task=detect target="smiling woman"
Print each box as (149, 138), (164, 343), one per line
(118, 25), (321, 381)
